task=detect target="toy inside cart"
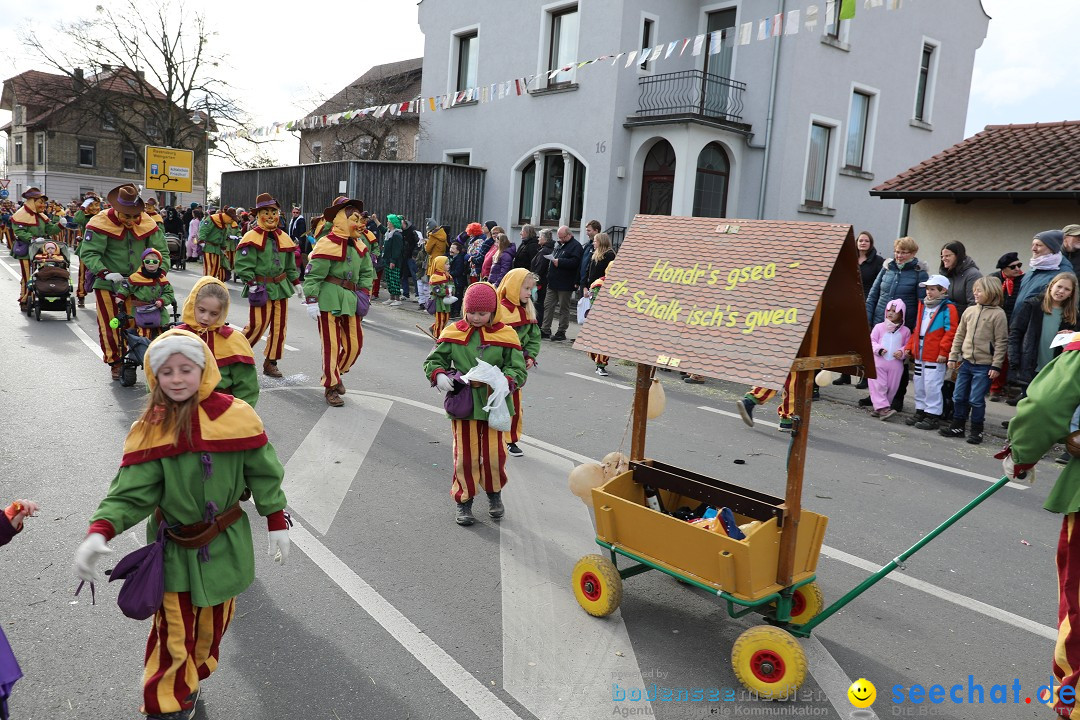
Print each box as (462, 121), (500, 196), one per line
(569, 216), (1015, 697)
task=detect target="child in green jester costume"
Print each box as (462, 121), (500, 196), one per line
(1001, 332), (1080, 717)
(197, 207), (238, 282)
(116, 248), (176, 339)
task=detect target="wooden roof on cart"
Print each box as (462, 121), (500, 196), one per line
(573, 216), (873, 391)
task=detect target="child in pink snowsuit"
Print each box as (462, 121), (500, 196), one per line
(869, 299), (911, 420)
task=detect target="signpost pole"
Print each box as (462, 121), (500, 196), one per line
(630, 363), (652, 461)
(776, 301), (823, 587)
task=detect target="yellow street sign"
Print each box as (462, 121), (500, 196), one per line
(144, 146), (194, 193)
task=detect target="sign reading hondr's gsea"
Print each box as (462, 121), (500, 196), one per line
(144, 146), (194, 193)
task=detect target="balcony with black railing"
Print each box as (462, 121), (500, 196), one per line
(628, 70), (748, 130)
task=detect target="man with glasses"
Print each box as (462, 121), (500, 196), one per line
(988, 252), (1026, 402)
(1062, 224), (1080, 276)
(80, 184), (170, 381)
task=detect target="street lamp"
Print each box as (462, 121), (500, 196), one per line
(190, 111), (210, 206)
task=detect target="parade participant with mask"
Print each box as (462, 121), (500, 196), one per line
(197, 207), (239, 282)
(73, 194), (101, 307)
(11, 187), (60, 310)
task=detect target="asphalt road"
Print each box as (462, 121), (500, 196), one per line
(0, 254), (1064, 720)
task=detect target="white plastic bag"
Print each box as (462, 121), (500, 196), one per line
(461, 359), (512, 431)
(577, 295), (592, 325)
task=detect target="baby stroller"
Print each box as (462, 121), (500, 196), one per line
(165, 233), (186, 271)
(26, 240), (76, 322)
(111, 301), (180, 387)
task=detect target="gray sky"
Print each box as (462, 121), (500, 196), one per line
(0, 0), (1074, 187)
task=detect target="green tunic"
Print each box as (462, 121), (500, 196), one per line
(117, 272), (176, 326)
(233, 229), (300, 302)
(430, 277), (456, 313)
(1009, 348), (1080, 514)
(89, 443), (287, 607)
(81, 212), (170, 291)
(198, 216), (233, 263)
(422, 325), (528, 421)
(12, 208), (60, 259)
(302, 235), (374, 316)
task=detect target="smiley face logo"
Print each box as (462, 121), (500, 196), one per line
(848, 678), (876, 708)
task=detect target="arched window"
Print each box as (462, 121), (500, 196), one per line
(640, 139), (676, 215)
(516, 150), (587, 226)
(692, 142), (730, 217)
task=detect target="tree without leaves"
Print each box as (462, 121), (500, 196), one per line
(23, 0), (263, 173)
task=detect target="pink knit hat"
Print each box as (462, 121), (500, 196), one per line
(463, 282), (498, 314)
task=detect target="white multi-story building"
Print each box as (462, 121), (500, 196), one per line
(415, 1), (989, 240)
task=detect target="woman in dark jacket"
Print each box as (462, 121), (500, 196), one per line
(988, 252), (1026, 400)
(1008, 273), (1079, 391)
(940, 241), (982, 315)
(857, 230), (884, 298)
(586, 232), (616, 286)
(514, 224), (540, 271)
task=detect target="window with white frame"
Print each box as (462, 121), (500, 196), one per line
(13, 138), (22, 165)
(547, 6), (579, 87)
(103, 111), (117, 131)
(35, 134), (44, 165)
(448, 152), (471, 166)
(825, 1), (843, 39)
(122, 147), (137, 172)
(640, 17), (655, 71)
(914, 41), (939, 123)
(385, 135), (399, 160)
(844, 89), (874, 171)
(78, 141), (96, 168)
(311, 143), (322, 163)
(456, 31), (479, 93)
(518, 150), (586, 226)
(804, 123), (832, 207)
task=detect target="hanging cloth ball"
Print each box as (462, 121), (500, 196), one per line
(647, 378), (666, 419)
(601, 451), (629, 480)
(815, 370), (841, 387)
(569, 462), (607, 502)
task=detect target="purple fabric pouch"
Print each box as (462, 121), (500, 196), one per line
(442, 370), (473, 419)
(107, 522), (167, 621)
(425, 297), (437, 315)
(247, 284), (268, 307)
(0, 625), (22, 720)
(12, 240), (28, 258)
(134, 304), (162, 328)
(355, 290), (371, 317)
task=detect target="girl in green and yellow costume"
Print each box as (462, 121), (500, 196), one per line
(175, 276), (260, 408)
(427, 255), (455, 339)
(496, 268), (541, 458)
(301, 196), (374, 407)
(423, 282), (527, 525)
(116, 248), (176, 339)
(74, 329), (289, 720)
(197, 207), (238, 282)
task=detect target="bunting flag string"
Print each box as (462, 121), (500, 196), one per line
(213, 0), (905, 141)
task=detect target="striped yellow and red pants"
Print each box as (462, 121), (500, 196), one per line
(18, 259), (30, 304)
(746, 373), (795, 420)
(224, 250), (235, 276)
(1047, 513), (1080, 717)
(430, 311), (449, 339)
(589, 352), (609, 367)
(94, 288), (123, 364)
(244, 298), (288, 361)
(450, 418), (508, 503)
(508, 388), (524, 444)
(142, 592), (235, 716)
(317, 311), (363, 388)
(202, 252), (228, 282)
(76, 262), (87, 300)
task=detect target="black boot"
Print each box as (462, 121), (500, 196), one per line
(965, 423), (984, 445)
(905, 409), (925, 427)
(940, 419), (966, 438)
(914, 414), (940, 431)
(487, 491), (504, 519)
(834, 374), (851, 385)
(455, 499), (475, 526)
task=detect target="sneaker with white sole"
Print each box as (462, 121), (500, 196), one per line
(878, 408), (897, 420)
(389, 300), (402, 307)
(506, 442), (523, 457)
(595, 365), (610, 377)
(736, 397), (756, 427)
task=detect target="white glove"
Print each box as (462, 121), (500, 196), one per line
(268, 530), (290, 565)
(444, 296), (458, 306)
(74, 533), (113, 582)
(294, 284), (304, 299)
(435, 374), (455, 393)
(104, 272), (125, 284)
(1003, 454), (1035, 484)
(306, 302), (320, 320)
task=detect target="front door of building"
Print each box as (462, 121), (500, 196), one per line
(703, 9), (737, 118)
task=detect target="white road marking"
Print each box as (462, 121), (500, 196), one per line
(282, 396), (391, 535)
(889, 453), (1028, 490)
(698, 404), (780, 429)
(803, 635), (879, 719)
(290, 521), (526, 720)
(819, 544), (1056, 640)
(69, 322), (104, 360)
(565, 371), (632, 390)
(282, 343), (299, 352)
(502, 449), (650, 719)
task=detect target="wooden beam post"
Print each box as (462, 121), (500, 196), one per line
(630, 363), (652, 461)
